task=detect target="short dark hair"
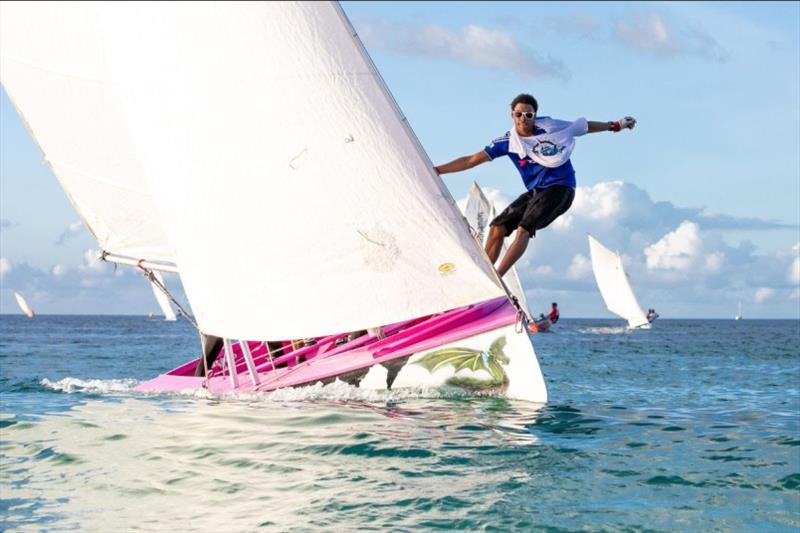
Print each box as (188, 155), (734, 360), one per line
(511, 94), (538, 112)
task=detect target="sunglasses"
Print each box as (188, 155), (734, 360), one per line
(514, 111), (535, 119)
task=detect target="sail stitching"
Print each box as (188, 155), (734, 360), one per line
(48, 158), (153, 196)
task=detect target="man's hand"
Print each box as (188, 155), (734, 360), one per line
(612, 116), (636, 132)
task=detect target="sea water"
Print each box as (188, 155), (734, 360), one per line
(1, 316), (798, 532)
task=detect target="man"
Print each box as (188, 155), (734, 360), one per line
(548, 302), (560, 324)
(435, 93), (636, 276)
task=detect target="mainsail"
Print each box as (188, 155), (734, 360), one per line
(149, 272), (177, 321)
(463, 182), (530, 316)
(0, 3), (175, 265)
(1, 2), (506, 340)
(13, 292), (34, 318)
(587, 235), (649, 329)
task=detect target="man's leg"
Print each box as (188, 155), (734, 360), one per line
(495, 226), (531, 277)
(485, 224), (506, 263)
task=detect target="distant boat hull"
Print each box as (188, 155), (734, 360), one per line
(527, 317), (552, 334)
(136, 297), (548, 403)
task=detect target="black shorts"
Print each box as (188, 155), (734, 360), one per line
(491, 185), (575, 238)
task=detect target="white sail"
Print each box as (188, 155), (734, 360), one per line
(587, 235), (649, 329)
(149, 271), (177, 321)
(463, 182), (530, 316)
(0, 2), (175, 265)
(13, 292), (35, 318)
(1, 3), (505, 340)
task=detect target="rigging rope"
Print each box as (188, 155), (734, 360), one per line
(136, 260), (199, 332)
(134, 260), (212, 387)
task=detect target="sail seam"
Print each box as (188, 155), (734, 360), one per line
(48, 158), (153, 197)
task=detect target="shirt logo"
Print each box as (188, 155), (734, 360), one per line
(533, 140), (565, 157)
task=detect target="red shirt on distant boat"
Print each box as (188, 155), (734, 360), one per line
(548, 303), (560, 323)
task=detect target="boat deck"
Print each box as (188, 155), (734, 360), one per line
(137, 296), (519, 393)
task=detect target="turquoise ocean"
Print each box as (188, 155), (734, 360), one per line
(1, 315), (798, 532)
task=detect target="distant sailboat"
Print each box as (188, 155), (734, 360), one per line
(149, 271), (177, 321)
(588, 235), (650, 329)
(463, 182), (530, 317)
(735, 301), (742, 321)
(13, 292), (35, 318)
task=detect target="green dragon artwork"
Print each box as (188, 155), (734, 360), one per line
(415, 336), (509, 391)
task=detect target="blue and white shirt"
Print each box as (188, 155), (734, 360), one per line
(483, 116), (588, 190)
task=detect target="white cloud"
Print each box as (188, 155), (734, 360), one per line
(356, 18), (567, 79)
(704, 251), (725, 272)
(540, 13), (604, 40)
(538, 9), (730, 63)
(616, 12), (673, 53)
(789, 257), (800, 285)
(533, 265), (553, 276)
(566, 253), (592, 280)
(8, 178), (793, 316)
(789, 243), (800, 285)
(645, 221), (702, 271)
(614, 11), (729, 62)
(0, 257), (10, 279)
(80, 249), (106, 272)
(55, 220), (85, 245)
(475, 180), (799, 317)
(754, 287), (774, 303)
(0, 254), (187, 315)
(570, 181), (624, 220)
(550, 212), (574, 231)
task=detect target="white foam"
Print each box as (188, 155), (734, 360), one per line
(578, 326), (631, 335)
(40, 377), (140, 394)
(41, 376), (469, 403)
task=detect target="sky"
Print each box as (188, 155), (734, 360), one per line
(1, 1), (798, 319)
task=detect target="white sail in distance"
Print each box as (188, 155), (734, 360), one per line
(463, 182), (530, 316)
(587, 235), (649, 329)
(0, 3), (175, 265)
(149, 271), (177, 321)
(13, 292), (35, 318)
(1, 3), (505, 340)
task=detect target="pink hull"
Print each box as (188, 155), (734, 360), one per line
(137, 296), (522, 394)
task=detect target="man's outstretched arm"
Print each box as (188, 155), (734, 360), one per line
(587, 116), (637, 134)
(434, 150), (490, 175)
